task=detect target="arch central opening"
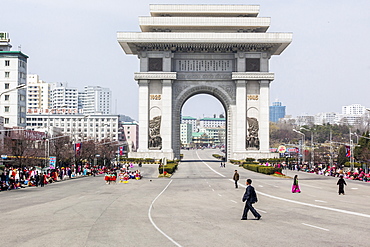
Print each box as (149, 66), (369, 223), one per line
(180, 94), (227, 159)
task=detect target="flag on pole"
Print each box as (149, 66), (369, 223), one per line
(119, 146), (124, 156)
(345, 145), (351, 157)
(75, 143), (82, 156)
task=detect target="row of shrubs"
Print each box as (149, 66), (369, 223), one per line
(212, 154), (224, 159)
(158, 160), (179, 175)
(119, 158), (160, 164)
(242, 163), (283, 175)
(344, 162), (362, 167)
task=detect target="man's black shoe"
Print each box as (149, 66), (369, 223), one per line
(241, 218), (248, 220)
(255, 216), (261, 220)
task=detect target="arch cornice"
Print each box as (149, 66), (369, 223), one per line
(232, 72), (274, 80)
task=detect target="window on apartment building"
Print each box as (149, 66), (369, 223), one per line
(5, 60), (10, 66)
(4, 83), (9, 89)
(4, 106), (9, 112)
(4, 95), (9, 101)
(4, 118), (9, 124)
(5, 72), (10, 78)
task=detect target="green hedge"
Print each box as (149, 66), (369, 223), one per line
(344, 162), (362, 167)
(242, 163), (282, 175)
(158, 161), (179, 174)
(212, 154), (223, 159)
(119, 158), (159, 164)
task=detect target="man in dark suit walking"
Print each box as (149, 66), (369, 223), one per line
(241, 179), (261, 220)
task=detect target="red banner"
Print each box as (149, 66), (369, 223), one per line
(345, 145), (351, 157)
(75, 143), (82, 156)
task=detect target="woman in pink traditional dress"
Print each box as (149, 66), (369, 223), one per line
(292, 175), (301, 193)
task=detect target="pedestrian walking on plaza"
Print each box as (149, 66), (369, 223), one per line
(35, 172), (40, 187)
(40, 173), (46, 187)
(337, 175), (347, 195)
(233, 170), (239, 188)
(291, 175), (301, 193)
(241, 179), (261, 220)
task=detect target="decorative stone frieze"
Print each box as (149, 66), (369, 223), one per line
(232, 72), (274, 81)
(177, 73), (232, 80)
(134, 72), (177, 80)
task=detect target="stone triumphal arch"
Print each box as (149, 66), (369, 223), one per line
(117, 4), (292, 160)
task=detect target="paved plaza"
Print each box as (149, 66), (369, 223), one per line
(2, 149), (370, 247)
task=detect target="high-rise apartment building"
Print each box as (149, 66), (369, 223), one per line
(199, 117), (225, 128)
(342, 104), (365, 115)
(270, 101), (286, 123)
(0, 32), (27, 127)
(180, 123), (192, 146)
(181, 116), (197, 132)
(49, 82), (78, 111)
(27, 74), (50, 112)
(81, 86), (111, 114)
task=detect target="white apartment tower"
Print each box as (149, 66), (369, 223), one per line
(342, 104), (365, 115)
(82, 86), (111, 114)
(0, 32), (27, 127)
(27, 74), (50, 112)
(49, 82), (78, 111)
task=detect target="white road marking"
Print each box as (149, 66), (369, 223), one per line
(196, 151), (225, 177)
(299, 183), (322, 189)
(253, 184), (370, 219)
(230, 200), (238, 204)
(314, 200), (327, 203)
(209, 184), (211, 187)
(302, 223), (329, 231)
(264, 183), (279, 188)
(197, 151), (370, 219)
(218, 194), (222, 197)
(258, 185), (264, 187)
(256, 209), (267, 213)
(231, 176), (370, 218)
(212, 189), (215, 192)
(351, 188), (358, 190)
(148, 180), (182, 247)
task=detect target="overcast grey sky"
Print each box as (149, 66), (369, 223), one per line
(2, 0), (370, 120)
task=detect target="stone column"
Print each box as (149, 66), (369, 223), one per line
(137, 79), (149, 152)
(235, 80), (247, 152)
(161, 79), (173, 152)
(259, 80), (270, 152)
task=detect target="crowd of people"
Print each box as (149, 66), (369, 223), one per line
(104, 163), (142, 184)
(0, 165), (104, 192)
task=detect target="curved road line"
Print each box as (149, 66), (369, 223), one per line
(148, 180), (182, 247)
(196, 151), (225, 177)
(197, 152), (370, 219)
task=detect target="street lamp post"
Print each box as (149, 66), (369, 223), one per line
(293, 129), (305, 165)
(0, 84), (27, 125)
(0, 84), (27, 98)
(301, 127), (314, 169)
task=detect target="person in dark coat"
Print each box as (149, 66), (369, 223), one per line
(337, 175), (347, 195)
(35, 172), (40, 187)
(233, 170), (239, 188)
(241, 179), (261, 220)
(40, 173), (46, 187)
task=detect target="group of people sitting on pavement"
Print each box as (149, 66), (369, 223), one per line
(104, 164), (142, 185)
(0, 165), (105, 191)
